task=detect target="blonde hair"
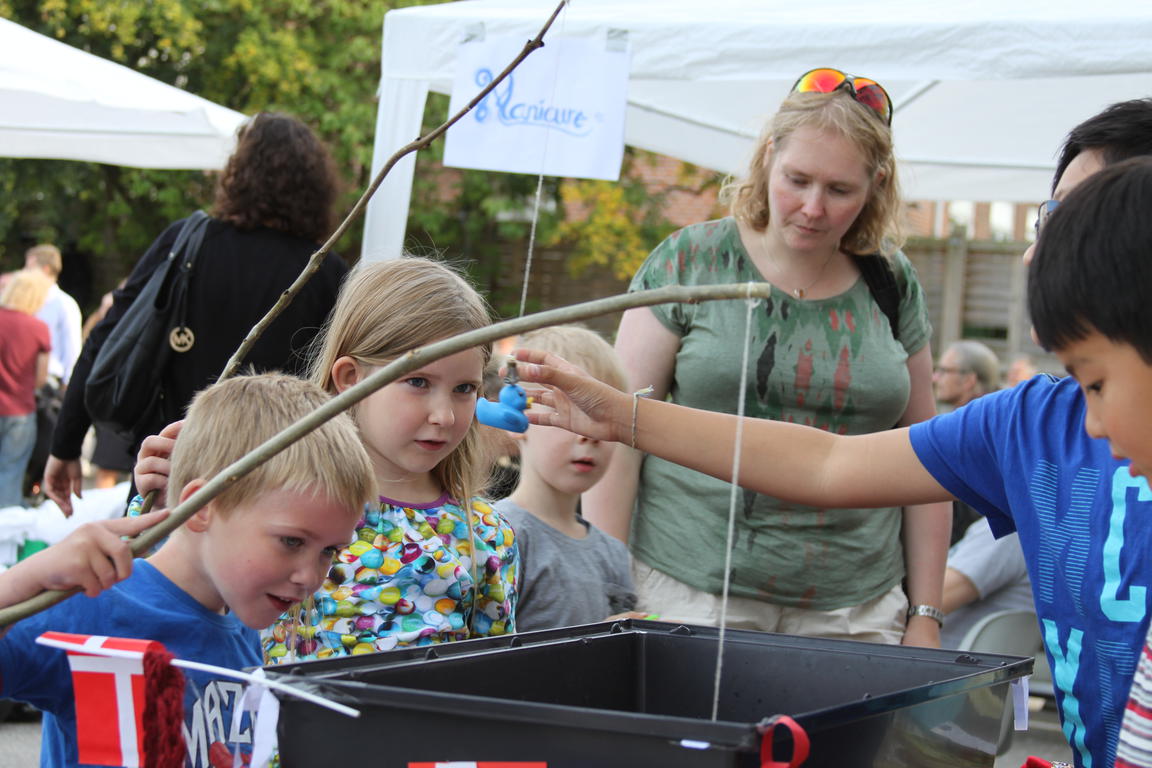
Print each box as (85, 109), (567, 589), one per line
(25, 244), (62, 278)
(517, 325), (626, 391)
(0, 269), (53, 315)
(723, 90), (904, 257)
(169, 373), (374, 516)
(309, 257), (493, 503)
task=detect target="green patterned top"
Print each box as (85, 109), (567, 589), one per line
(629, 217), (931, 609)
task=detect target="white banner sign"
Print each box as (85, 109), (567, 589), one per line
(443, 35), (629, 181)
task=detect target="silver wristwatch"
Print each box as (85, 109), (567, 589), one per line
(906, 604), (945, 626)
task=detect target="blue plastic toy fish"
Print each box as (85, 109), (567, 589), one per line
(476, 358), (530, 432)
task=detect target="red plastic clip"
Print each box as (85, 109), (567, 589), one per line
(1020, 758), (1071, 768)
(758, 714), (810, 768)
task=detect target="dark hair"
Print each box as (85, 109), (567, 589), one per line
(1029, 157), (1152, 362)
(1053, 99), (1152, 195)
(212, 112), (339, 243)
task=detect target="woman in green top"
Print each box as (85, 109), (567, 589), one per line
(585, 69), (950, 647)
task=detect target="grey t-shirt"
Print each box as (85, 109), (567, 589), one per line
(495, 499), (637, 632)
(941, 518), (1035, 648)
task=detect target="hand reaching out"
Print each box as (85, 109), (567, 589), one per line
(512, 348), (632, 444)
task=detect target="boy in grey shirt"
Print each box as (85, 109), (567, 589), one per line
(494, 326), (639, 631)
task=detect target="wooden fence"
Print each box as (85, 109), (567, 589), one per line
(905, 232), (1058, 374)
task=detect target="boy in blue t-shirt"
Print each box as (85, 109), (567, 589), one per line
(0, 373), (374, 768)
(513, 103), (1152, 768)
(1030, 159), (1152, 768)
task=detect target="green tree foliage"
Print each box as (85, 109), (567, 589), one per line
(0, 0), (437, 309)
(548, 150), (718, 282)
(0, 1), (694, 317)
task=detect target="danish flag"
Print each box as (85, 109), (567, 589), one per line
(39, 631), (184, 768)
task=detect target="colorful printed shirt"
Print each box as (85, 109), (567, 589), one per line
(264, 495), (517, 663)
(629, 217), (932, 609)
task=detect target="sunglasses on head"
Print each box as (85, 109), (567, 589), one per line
(791, 68), (893, 126)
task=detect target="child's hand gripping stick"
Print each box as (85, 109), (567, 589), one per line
(476, 358), (531, 433)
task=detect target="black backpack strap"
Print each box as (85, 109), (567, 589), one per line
(854, 253), (901, 342)
(175, 210), (210, 266)
(166, 211), (210, 351)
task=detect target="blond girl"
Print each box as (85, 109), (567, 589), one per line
(264, 257), (517, 660)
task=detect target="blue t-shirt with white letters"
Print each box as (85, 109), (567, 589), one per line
(0, 560), (260, 768)
(910, 374), (1152, 768)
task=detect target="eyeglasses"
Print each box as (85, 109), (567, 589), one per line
(1034, 199), (1059, 238)
(791, 68), (893, 126)
(934, 366), (970, 376)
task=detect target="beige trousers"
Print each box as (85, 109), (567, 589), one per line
(633, 560), (907, 644)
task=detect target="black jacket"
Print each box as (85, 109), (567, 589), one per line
(52, 215), (347, 459)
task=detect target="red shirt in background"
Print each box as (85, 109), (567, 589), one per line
(0, 307), (51, 416)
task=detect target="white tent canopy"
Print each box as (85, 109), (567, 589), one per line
(0, 17), (246, 170)
(364, 0), (1152, 260)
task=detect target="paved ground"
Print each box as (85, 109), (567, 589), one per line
(0, 705), (42, 767)
(0, 698), (1075, 767)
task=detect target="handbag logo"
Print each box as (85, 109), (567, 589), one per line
(169, 326), (195, 353)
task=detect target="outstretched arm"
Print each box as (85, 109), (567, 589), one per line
(514, 348), (953, 510)
(580, 307), (678, 543)
(0, 511), (170, 609)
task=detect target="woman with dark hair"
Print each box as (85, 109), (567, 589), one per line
(213, 113), (338, 241)
(44, 112), (348, 515)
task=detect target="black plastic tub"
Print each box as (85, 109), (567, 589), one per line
(267, 620), (1031, 767)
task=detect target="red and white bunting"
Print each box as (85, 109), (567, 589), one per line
(39, 631), (167, 767)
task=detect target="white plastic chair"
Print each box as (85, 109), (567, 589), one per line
(957, 609), (1043, 755)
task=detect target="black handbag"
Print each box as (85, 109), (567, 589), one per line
(84, 211), (210, 441)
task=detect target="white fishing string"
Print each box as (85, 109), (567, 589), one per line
(475, 0), (570, 637)
(519, 0), (569, 318)
(711, 283), (758, 721)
